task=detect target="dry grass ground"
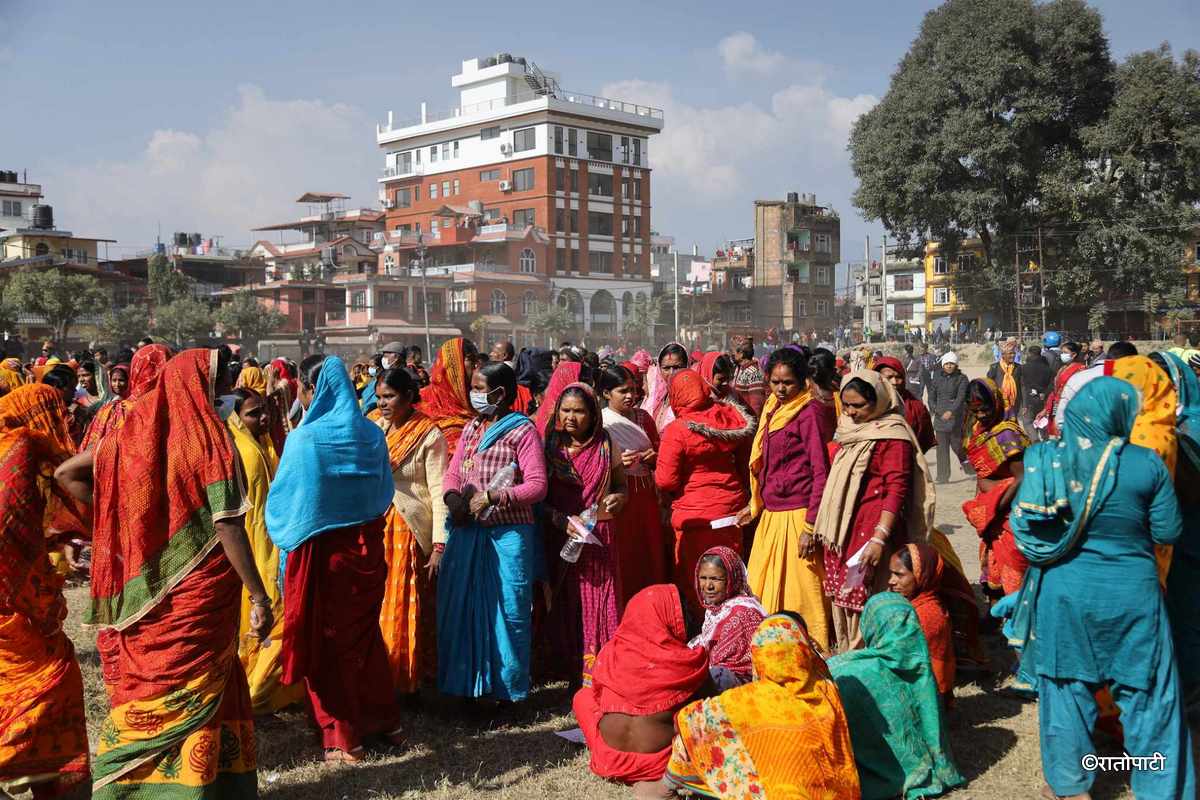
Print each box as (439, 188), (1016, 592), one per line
(59, 358), (1160, 799)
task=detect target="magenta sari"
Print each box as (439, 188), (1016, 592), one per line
(544, 383), (622, 686)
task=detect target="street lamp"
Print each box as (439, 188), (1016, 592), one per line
(413, 233), (432, 358)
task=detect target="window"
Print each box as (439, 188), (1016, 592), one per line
(587, 211), (613, 236)
(482, 206), (501, 221)
(554, 126), (564, 154)
(894, 274), (914, 291)
(429, 183), (438, 200)
(450, 289), (469, 314)
(569, 249), (578, 270)
(633, 138), (642, 166)
(934, 287), (951, 306)
(513, 128), (536, 152)
(589, 252), (613, 273)
(2, 200), (22, 217)
(302, 289), (316, 304)
(814, 233), (832, 253)
(416, 289), (442, 315)
(481, 126), (501, 140)
(555, 208), (568, 233)
(453, 141), (459, 158)
(398, 152), (412, 173)
(383, 253), (396, 273)
(621, 216), (642, 237)
(556, 248), (566, 271)
(816, 265), (830, 285)
(555, 168), (565, 192)
(453, 179), (460, 196)
(587, 172), (613, 197)
(893, 302), (914, 320)
(568, 128), (578, 156)
(519, 248), (536, 273)
(512, 208), (535, 228)
(351, 290), (367, 311)
(480, 168), (500, 181)
(569, 168), (578, 194)
(816, 299), (829, 315)
(624, 177), (642, 201)
(272, 288), (281, 304)
(381, 291), (405, 310)
(792, 229), (811, 251)
(512, 167), (535, 192)
(395, 188), (412, 208)
(788, 261), (810, 282)
(523, 291), (536, 316)
(797, 299), (807, 316)
(934, 257), (948, 275)
(441, 180), (450, 197)
(440, 144), (449, 160)
(586, 132), (613, 161)
(620, 136), (631, 164)
(958, 253), (978, 271)
(491, 290), (508, 316)
(415, 149), (421, 165)
(430, 146), (438, 163)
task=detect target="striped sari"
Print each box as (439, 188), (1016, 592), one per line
(88, 350), (256, 799)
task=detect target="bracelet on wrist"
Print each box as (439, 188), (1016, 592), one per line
(250, 596), (271, 607)
(873, 524), (890, 537)
(870, 536), (888, 548)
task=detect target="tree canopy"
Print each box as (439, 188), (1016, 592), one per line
(849, 0), (1199, 322)
(98, 304), (151, 347)
(214, 291), (286, 352)
(1, 267), (109, 342)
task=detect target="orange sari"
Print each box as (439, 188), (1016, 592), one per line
(419, 338), (474, 452)
(0, 385), (90, 798)
(377, 411), (439, 693)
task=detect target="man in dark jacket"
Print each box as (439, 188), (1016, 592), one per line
(1019, 344), (1053, 439)
(926, 351), (972, 483)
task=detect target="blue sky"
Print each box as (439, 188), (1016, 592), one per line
(4, 0), (1197, 282)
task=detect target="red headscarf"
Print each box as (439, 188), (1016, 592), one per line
(418, 337), (475, 451)
(110, 363), (131, 400)
(668, 369), (748, 436)
(691, 546), (766, 683)
(698, 351), (731, 399)
(270, 357), (298, 405)
(904, 542), (986, 692)
(874, 355), (936, 452)
(536, 362), (583, 435)
(82, 344), (172, 451)
(590, 584), (710, 716)
(89, 350), (248, 628)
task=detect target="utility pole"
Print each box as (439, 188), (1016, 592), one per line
(673, 250), (680, 343)
(863, 235), (871, 340)
(881, 235), (889, 341)
(415, 233), (432, 359)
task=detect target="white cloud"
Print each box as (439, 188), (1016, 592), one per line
(41, 86), (376, 249)
(718, 32), (789, 76)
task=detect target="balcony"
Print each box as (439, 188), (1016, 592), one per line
(713, 284), (751, 303)
(380, 164), (424, 182)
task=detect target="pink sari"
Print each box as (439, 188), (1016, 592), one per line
(544, 383), (622, 686)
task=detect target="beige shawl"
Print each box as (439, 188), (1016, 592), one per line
(813, 369), (935, 554)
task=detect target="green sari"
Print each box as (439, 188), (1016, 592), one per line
(827, 592), (964, 800)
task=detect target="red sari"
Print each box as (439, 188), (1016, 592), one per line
(903, 542), (984, 701)
(418, 338), (475, 452)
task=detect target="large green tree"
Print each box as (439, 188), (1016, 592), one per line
(98, 304), (151, 347)
(849, 0), (1115, 316)
(153, 297), (214, 349)
(1, 267), (109, 342)
(214, 291), (286, 353)
(527, 302), (573, 345)
(147, 253), (195, 306)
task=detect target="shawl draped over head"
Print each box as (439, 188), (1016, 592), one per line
(813, 369), (934, 555)
(81, 345), (171, 451)
(236, 365), (267, 394)
(903, 542), (985, 693)
(109, 363), (131, 400)
(669, 614), (861, 799)
(1159, 352), (1200, 470)
(873, 357), (912, 399)
(590, 584), (710, 716)
(266, 356), (393, 561)
(270, 358), (298, 400)
(668, 368), (749, 434)
(88, 350), (248, 629)
(236, 365), (289, 455)
(875, 356), (935, 452)
(697, 351), (729, 398)
(536, 361), (583, 435)
(641, 342), (685, 431)
(419, 337), (475, 450)
(689, 546), (766, 681)
(629, 349), (652, 373)
(1110, 354), (1178, 477)
(544, 381), (611, 505)
(965, 377), (1029, 478)
(0, 359), (26, 396)
(1008, 376), (1138, 685)
(828, 592), (964, 799)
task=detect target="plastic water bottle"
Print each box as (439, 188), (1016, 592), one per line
(560, 505), (597, 563)
(478, 462), (517, 521)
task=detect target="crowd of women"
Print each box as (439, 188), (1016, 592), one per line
(0, 334), (1196, 799)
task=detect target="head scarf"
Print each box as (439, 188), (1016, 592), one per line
(109, 363), (131, 400)
(535, 361), (583, 435)
(813, 370), (934, 554)
(828, 593), (964, 799)
(1008, 376), (1139, 687)
(1111, 354), (1178, 477)
(689, 546), (766, 684)
(226, 388), (279, 486)
(697, 351), (731, 399)
(903, 542), (984, 695)
(270, 358), (298, 401)
(629, 349), (652, 372)
(589, 585), (710, 716)
(1159, 352), (1200, 471)
(667, 614), (860, 799)
(873, 356), (910, 398)
(266, 356), (393, 563)
(964, 377), (1029, 478)
(418, 337), (475, 450)
(236, 366), (267, 395)
(129, 344), (172, 399)
(0, 362), (23, 396)
(88, 350), (248, 629)
(666, 369), (755, 448)
(940, 351), (958, 366)
(642, 343), (686, 431)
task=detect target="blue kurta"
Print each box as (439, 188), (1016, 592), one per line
(1030, 445), (1180, 688)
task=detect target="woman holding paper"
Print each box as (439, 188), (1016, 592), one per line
(543, 382), (627, 687)
(814, 370), (935, 653)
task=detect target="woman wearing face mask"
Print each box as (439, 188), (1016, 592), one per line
(438, 362), (548, 702)
(543, 383), (627, 687)
(1036, 342), (1085, 438)
(374, 367), (448, 697)
(599, 365), (669, 607)
(360, 354), (385, 418)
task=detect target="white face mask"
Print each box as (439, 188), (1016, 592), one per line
(470, 387), (501, 416)
(368, 366), (379, 377)
(1060, 352), (1074, 364)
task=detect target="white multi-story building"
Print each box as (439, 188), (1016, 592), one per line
(884, 256), (927, 329)
(0, 170), (41, 234)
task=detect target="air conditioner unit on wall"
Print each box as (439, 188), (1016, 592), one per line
(498, 180), (512, 192)
(500, 143), (513, 155)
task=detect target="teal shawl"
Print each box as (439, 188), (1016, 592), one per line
(266, 356), (394, 563)
(828, 593), (964, 800)
(1158, 352), (1200, 469)
(1007, 376), (1139, 684)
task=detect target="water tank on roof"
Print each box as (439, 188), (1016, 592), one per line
(155, 242), (166, 255)
(515, 57), (527, 67)
(190, 233), (202, 247)
(468, 200), (484, 213)
(31, 204), (53, 229)
(482, 56), (497, 67)
(497, 53), (512, 64)
(786, 192), (799, 204)
(174, 232), (189, 247)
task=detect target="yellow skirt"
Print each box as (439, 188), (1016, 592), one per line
(746, 507), (832, 652)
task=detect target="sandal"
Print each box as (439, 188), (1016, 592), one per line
(324, 747), (364, 764)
